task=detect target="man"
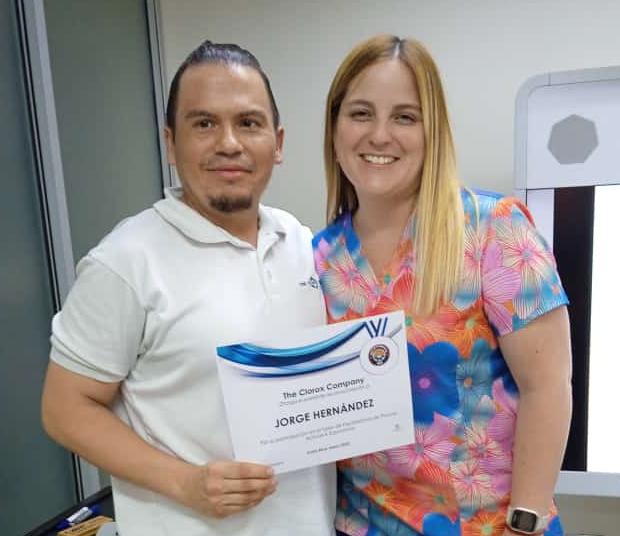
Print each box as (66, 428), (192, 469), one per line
(41, 40), (335, 535)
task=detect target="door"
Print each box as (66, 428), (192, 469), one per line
(0, 0), (168, 533)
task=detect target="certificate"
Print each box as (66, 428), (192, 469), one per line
(216, 311), (414, 474)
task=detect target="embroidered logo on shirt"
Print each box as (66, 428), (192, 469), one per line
(299, 276), (319, 289)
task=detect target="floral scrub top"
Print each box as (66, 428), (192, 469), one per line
(312, 191), (568, 536)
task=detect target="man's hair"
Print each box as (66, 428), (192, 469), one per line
(165, 40), (280, 134)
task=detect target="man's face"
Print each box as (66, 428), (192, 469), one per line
(165, 63), (283, 218)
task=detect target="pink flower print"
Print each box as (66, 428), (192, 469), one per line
(484, 379), (517, 496)
(493, 215), (555, 319)
(481, 242), (521, 335)
(321, 241), (376, 318)
(349, 450), (390, 488)
(487, 378), (518, 453)
(463, 422), (512, 496)
(455, 224), (486, 310)
(335, 511), (367, 536)
(386, 413), (457, 477)
(313, 237), (331, 275)
(451, 459), (497, 513)
(465, 424), (501, 465)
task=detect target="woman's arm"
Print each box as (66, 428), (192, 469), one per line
(498, 306), (572, 533)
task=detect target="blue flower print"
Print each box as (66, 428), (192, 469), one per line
(422, 512), (461, 536)
(456, 339), (496, 423)
(408, 342), (459, 424)
(545, 515), (564, 535)
(491, 347), (518, 395)
(368, 502), (423, 536)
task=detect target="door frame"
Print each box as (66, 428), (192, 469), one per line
(16, 0), (170, 499)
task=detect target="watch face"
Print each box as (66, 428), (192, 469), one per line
(511, 509), (538, 532)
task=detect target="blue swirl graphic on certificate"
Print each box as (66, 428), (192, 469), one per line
(217, 318), (402, 377)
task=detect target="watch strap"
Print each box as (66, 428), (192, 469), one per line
(506, 506), (550, 534)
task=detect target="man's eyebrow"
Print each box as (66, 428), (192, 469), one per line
(182, 109), (270, 120)
(238, 109), (269, 119)
(183, 109), (215, 120)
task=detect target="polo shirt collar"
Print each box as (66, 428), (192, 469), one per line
(153, 187), (286, 246)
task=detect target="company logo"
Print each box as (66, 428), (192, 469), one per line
(360, 336), (398, 375)
(364, 316), (388, 338)
(367, 343), (390, 366)
(299, 276), (319, 289)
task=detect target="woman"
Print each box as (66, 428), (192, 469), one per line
(313, 35), (571, 536)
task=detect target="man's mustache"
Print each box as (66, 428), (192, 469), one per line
(201, 159), (254, 172)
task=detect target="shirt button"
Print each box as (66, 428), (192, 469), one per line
(265, 269), (272, 280)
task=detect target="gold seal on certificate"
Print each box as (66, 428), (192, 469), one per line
(216, 311), (414, 474)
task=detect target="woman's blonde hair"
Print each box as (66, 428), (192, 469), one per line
(324, 35), (464, 316)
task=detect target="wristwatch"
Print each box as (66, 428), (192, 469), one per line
(506, 506), (550, 534)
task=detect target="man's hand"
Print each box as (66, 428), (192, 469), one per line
(42, 363), (277, 519)
(177, 460), (277, 518)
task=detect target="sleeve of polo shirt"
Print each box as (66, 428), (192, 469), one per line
(50, 255), (145, 382)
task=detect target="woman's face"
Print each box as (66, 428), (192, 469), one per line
(334, 59), (425, 206)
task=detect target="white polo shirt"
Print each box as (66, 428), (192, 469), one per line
(50, 188), (336, 536)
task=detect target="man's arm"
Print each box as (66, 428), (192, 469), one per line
(41, 361), (277, 518)
(498, 306), (572, 534)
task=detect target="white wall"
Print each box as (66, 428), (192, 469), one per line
(159, 0), (620, 232)
(158, 1), (620, 532)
